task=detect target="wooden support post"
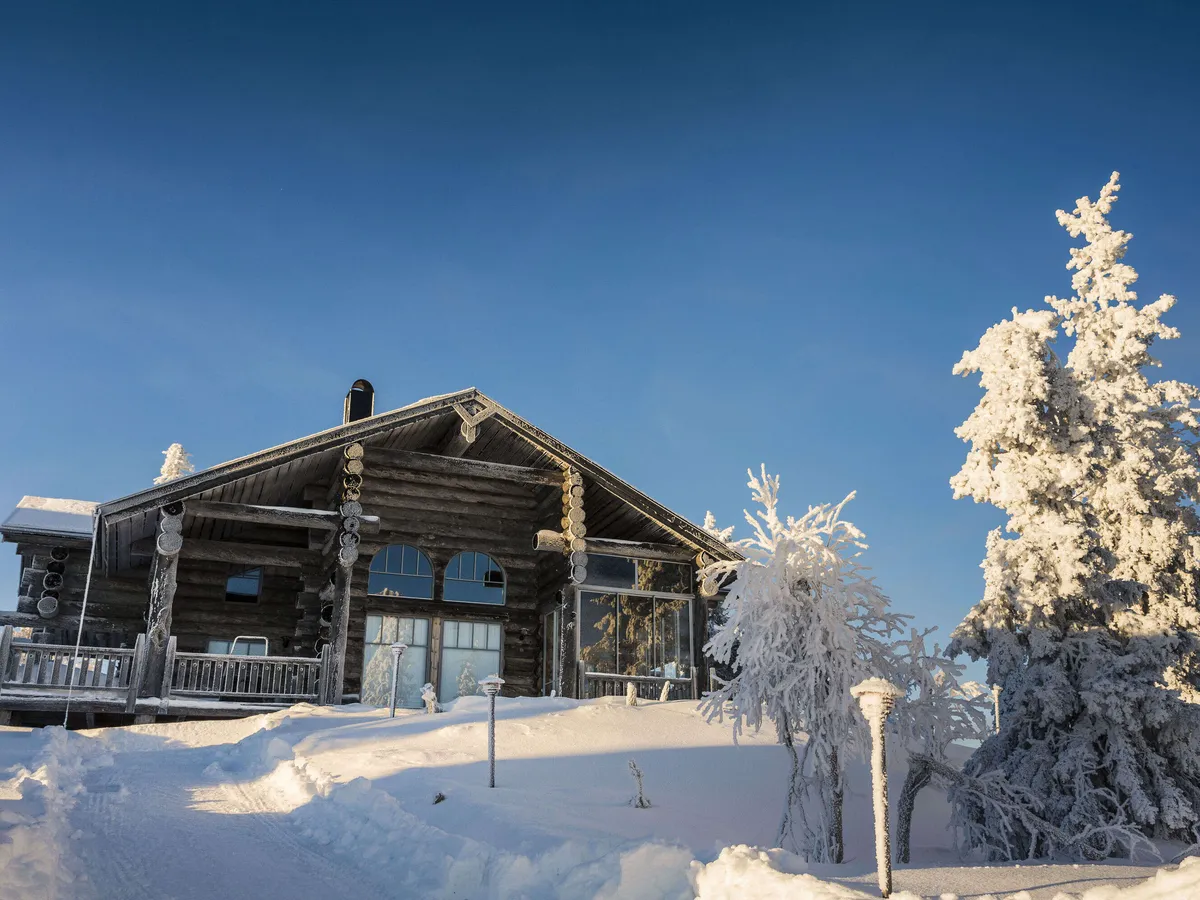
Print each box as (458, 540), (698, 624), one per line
(323, 444), (364, 705)
(140, 504), (184, 699)
(126, 633), (146, 714)
(0, 624), (13, 694)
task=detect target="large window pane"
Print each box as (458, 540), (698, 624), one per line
(579, 591), (618, 674)
(654, 598), (692, 678)
(586, 555), (636, 589)
(636, 560), (691, 595)
(617, 595), (653, 676)
(439, 619), (501, 703)
(361, 614), (430, 709)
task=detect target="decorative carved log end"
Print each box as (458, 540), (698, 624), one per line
(156, 531), (184, 557)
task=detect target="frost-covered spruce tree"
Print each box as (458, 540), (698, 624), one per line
(949, 173), (1200, 858)
(701, 468), (907, 862)
(153, 443), (195, 485)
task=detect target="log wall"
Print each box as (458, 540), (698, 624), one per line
(337, 446), (558, 699)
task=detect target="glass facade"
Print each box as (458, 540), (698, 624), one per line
(578, 591), (692, 679)
(584, 554), (691, 595)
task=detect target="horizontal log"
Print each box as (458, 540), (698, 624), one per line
(365, 447), (562, 487)
(0, 610), (137, 634)
(186, 500), (380, 533)
(131, 537), (316, 569)
(362, 492), (540, 523)
(530, 531), (695, 563)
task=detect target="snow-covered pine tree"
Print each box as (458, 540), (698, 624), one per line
(153, 443), (195, 485)
(700, 468), (908, 863)
(949, 173), (1200, 859)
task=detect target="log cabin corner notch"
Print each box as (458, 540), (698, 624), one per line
(0, 384), (740, 726)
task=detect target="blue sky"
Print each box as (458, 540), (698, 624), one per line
(1, 2), (1198, 655)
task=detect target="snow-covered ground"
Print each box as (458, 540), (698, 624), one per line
(0, 697), (1192, 899)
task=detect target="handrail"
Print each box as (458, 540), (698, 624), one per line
(1, 633), (138, 694)
(578, 667), (698, 701)
(167, 649), (324, 701)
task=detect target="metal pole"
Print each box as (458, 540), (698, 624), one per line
(389, 642), (407, 718)
(479, 676), (504, 788)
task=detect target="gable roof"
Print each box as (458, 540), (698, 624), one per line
(96, 388), (736, 567)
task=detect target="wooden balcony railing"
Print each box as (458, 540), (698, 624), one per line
(161, 637), (331, 704)
(0, 626), (145, 713)
(0, 625), (331, 714)
(578, 667), (698, 701)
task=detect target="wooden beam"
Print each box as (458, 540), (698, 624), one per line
(186, 500), (380, 533)
(0, 610), (135, 634)
(366, 447), (561, 487)
(131, 537), (315, 570)
(532, 530), (695, 563)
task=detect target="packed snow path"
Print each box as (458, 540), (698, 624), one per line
(71, 736), (383, 900)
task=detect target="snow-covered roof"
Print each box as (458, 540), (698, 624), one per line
(1, 496), (98, 539)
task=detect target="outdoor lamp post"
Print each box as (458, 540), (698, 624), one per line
(388, 642), (407, 718)
(992, 683), (1002, 735)
(479, 675), (505, 788)
(851, 677), (905, 899)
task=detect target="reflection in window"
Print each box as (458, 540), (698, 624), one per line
(225, 568), (262, 604)
(368, 545), (434, 599)
(207, 638), (267, 656)
(439, 620), (502, 702)
(579, 592), (692, 678)
(444, 552), (505, 605)
(361, 614), (430, 709)
(584, 554), (691, 594)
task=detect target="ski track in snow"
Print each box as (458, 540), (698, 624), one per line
(70, 739), (386, 900)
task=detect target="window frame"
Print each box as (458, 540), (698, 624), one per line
(361, 612), (433, 709)
(224, 567), (263, 604)
(442, 551), (507, 606)
(438, 615), (506, 701)
(573, 582), (696, 679)
(206, 637), (268, 656)
(367, 544), (435, 600)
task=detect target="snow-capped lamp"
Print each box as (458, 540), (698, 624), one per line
(388, 642), (407, 718)
(850, 678), (905, 899)
(479, 676), (505, 788)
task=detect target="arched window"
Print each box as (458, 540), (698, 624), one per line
(444, 551), (505, 605)
(368, 545), (434, 599)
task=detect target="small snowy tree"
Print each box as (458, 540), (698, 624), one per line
(153, 443), (195, 485)
(949, 173), (1200, 858)
(701, 468), (908, 863)
(455, 660), (478, 700)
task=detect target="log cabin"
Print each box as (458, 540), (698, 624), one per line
(0, 383), (738, 726)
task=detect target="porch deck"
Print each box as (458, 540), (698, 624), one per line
(0, 624), (333, 723)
